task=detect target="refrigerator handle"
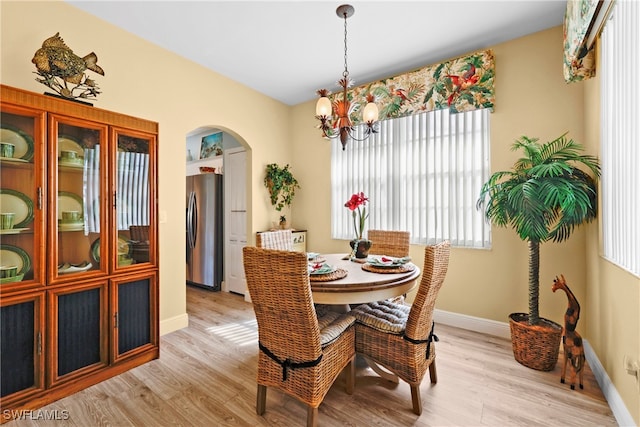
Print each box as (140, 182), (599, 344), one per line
(191, 192), (198, 247)
(187, 191), (197, 249)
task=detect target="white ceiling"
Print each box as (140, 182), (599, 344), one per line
(66, 0), (567, 106)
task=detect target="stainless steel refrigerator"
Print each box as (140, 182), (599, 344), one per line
(186, 173), (223, 290)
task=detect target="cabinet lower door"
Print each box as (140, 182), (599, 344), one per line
(0, 291), (45, 405)
(47, 282), (108, 386)
(111, 272), (158, 363)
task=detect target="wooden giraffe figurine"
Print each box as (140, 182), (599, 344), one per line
(552, 274), (585, 390)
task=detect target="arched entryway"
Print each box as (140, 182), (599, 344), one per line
(185, 126), (250, 297)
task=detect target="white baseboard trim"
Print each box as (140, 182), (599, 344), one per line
(434, 309), (636, 426)
(160, 313), (189, 336)
(433, 308), (511, 339)
(584, 340), (637, 427)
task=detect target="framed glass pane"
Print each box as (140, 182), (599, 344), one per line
(54, 120), (105, 279)
(0, 110), (40, 286)
(115, 133), (151, 268)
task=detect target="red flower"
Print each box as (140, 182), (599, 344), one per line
(344, 192), (369, 240)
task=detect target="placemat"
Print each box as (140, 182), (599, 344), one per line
(362, 263), (416, 274)
(309, 268), (348, 282)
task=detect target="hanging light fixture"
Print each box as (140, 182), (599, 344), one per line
(315, 4), (379, 151)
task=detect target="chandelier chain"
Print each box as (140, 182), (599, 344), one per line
(343, 11), (349, 79)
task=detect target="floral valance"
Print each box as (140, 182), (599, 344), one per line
(563, 0), (599, 82)
(331, 49), (495, 125)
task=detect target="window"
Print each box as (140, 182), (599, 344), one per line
(331, 108), (491, 248)
(600, 0), (640, 276)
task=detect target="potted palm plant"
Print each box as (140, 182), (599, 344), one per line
(477, 133), (600, 371)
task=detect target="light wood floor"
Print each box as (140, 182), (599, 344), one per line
(9, 285), (617, 426)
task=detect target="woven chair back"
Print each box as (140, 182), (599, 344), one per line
(405, 241), (451, 340)
(256, 229), (294, 251)
(242, 246), (322, 362)
(367, 230), (410, 257)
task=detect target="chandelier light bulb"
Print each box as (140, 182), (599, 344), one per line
(362, 101), (379, 124)
(316, 96), (332, 117)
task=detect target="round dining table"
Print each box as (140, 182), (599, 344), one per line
(309, 253), (421, 305)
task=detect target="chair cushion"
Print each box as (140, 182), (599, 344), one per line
(351, 300), (410, 333)
(317, 311), (356, 346)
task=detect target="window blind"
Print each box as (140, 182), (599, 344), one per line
(331, 108), (491, 248)
(601, 0), (640, 276)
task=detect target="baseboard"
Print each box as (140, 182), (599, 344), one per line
(434, 309), (636, 426)
(159, 313), (189, 336)
(433, 308), (511, 339)
(583, 341), (637, 427)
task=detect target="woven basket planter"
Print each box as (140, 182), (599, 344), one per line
(509, 313), (562, 371)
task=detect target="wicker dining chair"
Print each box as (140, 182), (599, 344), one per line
(367, 230), (410, 257)
(350, 240), (451, 415)
(242, 246), (356, 427)
(255, 229), (294, 250)
(367, 229), (411, 304)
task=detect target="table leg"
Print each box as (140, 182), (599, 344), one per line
(361, 355), (399, 384)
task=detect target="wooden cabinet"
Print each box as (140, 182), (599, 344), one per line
(292, 230), (307, 253)
(0, 85), (158, 417)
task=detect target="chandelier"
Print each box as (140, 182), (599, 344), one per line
(315, 4), (379, 151)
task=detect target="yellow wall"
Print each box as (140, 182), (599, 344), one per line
(2, 2), (638, 423)
(1, 0), (293, 334)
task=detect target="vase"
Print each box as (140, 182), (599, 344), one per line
(349, 239), (372, 259)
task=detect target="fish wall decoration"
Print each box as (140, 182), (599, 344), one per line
(32, 32), (105, 101)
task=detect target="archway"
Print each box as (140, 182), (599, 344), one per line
(185, 126), (250, 297)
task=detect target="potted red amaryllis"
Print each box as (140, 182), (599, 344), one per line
(345, 192), (371, 258)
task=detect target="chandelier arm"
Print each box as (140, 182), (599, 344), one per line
(324, 124), (378, 143)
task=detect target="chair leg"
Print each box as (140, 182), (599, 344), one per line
(345, 357), (355, 395)
(307, 406), (318, 427)
(429, 359), (438, 384)
(256, 384), (266, 415)
(410, 384), (422, 415)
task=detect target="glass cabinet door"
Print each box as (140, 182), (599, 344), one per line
(112, 129), (156, 271)
(49, 115), (108, 283)
(0, 107), (45, 290)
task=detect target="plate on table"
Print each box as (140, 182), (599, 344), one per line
(309, 262), (336, 276)
(306, 252), (326, 263)
(0, 188), (34, 228)
(0, 244), (31, 276)
(57, 191), (83, 221)
(0, 124), (34, 161)
(91, 237), (131, 263)
(366, 255), (412, 268)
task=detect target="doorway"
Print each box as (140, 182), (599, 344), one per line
(185, 127), (248, 297)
